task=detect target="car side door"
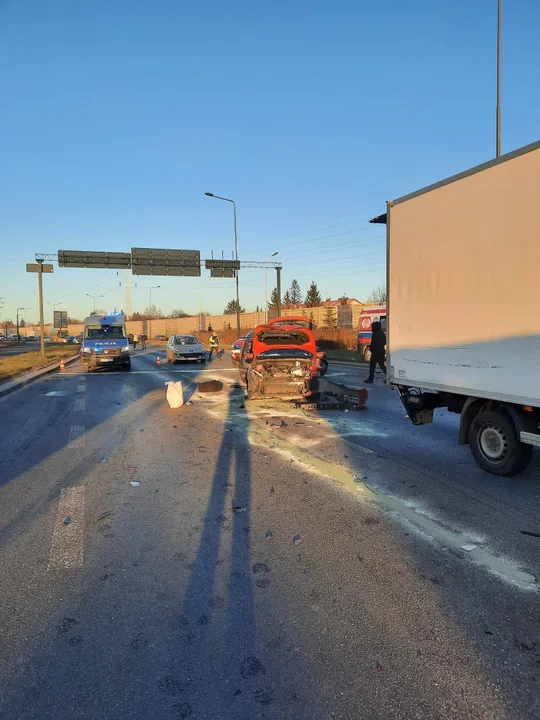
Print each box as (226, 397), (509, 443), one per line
(238, 337), (253, 385)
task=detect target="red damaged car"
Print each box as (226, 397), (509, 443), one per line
(238, 316), (323, 400)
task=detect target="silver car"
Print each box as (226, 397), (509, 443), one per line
(166, 334), (206, 364)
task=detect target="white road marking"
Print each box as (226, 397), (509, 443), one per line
(48, 487), (85, 570)
(68, 425), (85, 448)
(77, 384), (86, 393)
(125, 368), (238, 374)
(73, 397), (86, 412)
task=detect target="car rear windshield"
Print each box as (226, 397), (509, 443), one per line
(174, 336), (199, 345)
(256, 329), (310, 346)
(85, 325), (126, 339)
(256, 349), (313, 360)
(269, 319), (311, 329)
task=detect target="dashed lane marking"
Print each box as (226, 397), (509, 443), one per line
(68, 425), (85, 448)
(48, 487), (85, 571)
(73, 397), (86, 412)
(77, 383), (86, 393)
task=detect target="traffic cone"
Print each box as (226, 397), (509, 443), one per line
(156, 355), (161, 367)
(60, 358), (65, 372)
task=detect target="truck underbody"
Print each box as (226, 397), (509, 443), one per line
(397, 385), (540, 476)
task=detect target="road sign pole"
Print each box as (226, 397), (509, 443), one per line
(233, 203), (241, 334)
(276, 266), (282, 318)
(38, 259), (45, 359)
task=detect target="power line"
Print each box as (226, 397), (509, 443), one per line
(50, 274), (116, 302)
(242, 225), (379, 257)
(275, 235), (383, 261)
(240, 216), (374, 247)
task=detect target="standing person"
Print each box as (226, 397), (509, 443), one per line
(128, 333), (134, 348)
(140, 333), (147, 350)
(365, 321), (386, 384)
(132, 333), (138, 350)
(207, 324), (213, 333)
(209, 331), (220, 360)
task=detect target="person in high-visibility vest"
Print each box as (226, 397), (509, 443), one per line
(209, 332), (220, 360)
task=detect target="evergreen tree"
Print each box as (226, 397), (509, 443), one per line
(283, 290), (292, 307)
(289, 279), (302, 305)
(304, 281), (322, 307)
(268, 288), (279, 310)
(224, 299), (245, 315)
(322, 306), (337, 329)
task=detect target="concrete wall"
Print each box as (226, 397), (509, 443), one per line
(16, 303), (364, 339)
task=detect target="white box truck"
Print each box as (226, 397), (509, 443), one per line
(371, 140), (540, 476)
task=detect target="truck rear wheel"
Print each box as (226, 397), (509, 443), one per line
(469, 409), (532, 476)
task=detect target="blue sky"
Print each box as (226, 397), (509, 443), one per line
(1, 0), (539, 324)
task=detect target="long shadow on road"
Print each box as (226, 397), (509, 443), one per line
(174, 389), (283, 716)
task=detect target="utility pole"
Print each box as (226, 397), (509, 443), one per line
(37, 260), (45, 359)
(496, 0), (502, 157)
(205, 192), (241, 333)
(276, 266), (282, 318)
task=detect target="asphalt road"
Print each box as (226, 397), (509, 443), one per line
(0, 341), (62, 358)
(0, 350), (539, 719)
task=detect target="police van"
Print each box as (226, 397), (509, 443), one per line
(81, 313), (131, 372)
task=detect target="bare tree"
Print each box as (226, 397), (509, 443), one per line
(366, 285), (387, 303)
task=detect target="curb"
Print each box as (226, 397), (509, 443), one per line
(0, 354), (80, 400)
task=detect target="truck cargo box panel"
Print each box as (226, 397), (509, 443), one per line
(388, 141), (540, 408)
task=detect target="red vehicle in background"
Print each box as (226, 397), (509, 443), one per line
(231, 329), (254, 363)
(238, 316), (323, 400)
(357, 303), (387, 362)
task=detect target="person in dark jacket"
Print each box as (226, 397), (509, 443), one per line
(365, 321), (386, 383)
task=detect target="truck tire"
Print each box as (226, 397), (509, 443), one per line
(124, 362), (131, 371)
(468, 409), (532, 476)
(318, 357), (328, 376)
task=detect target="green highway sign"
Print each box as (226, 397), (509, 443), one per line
(58, 250), (132, 269)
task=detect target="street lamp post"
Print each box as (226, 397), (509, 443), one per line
(47, 301), (63, 325)
(136, 285), (161, 340)
(265, 252), (279, 322)
(86, 294), (104, 312)
(205, 192), (241, 333)
(16, 307), (29, 343)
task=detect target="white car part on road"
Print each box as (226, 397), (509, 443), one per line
(166, 380), (184, 408)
